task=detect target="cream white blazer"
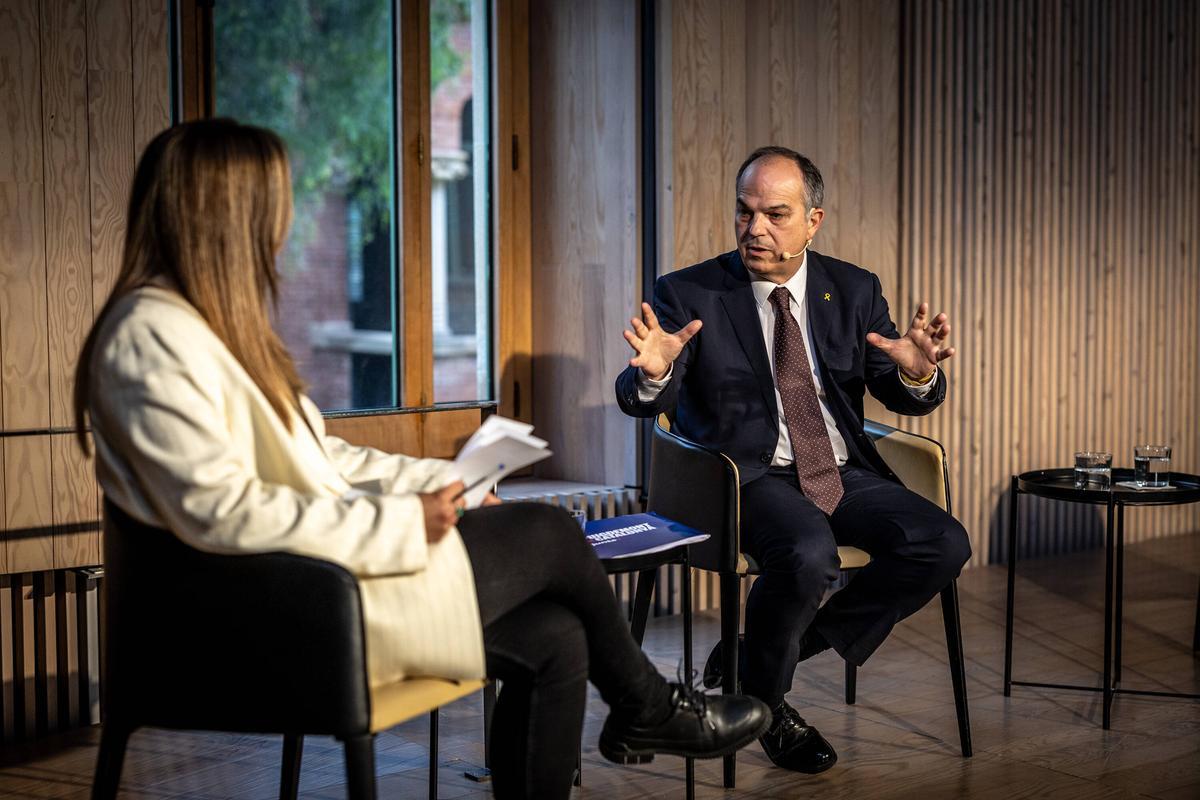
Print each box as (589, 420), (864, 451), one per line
(88, 286), (486, 685)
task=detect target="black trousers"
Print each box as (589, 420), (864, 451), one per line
(739, 464), (971, 707)
(457, 502), (670, 800)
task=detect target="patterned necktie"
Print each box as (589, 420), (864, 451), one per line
(769, 286), (844, 515)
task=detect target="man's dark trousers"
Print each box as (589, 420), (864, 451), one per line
(740, 464), (969, 707)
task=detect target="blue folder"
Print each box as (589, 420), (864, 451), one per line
(583, 512), (709, 560)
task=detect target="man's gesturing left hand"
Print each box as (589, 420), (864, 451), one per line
(865, 302), (956, 382)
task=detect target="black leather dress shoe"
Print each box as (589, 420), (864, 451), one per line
(701, 635), (746, 690)
(759, 702), (837, 774)
(598, 684), (771, 764)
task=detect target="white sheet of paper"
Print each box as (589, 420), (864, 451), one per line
(452, 417), (552, 507)
(459, 416), (547, 459)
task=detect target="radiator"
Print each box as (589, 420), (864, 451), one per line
(497, 479), (733, 619)
(0, 569), (102, 745)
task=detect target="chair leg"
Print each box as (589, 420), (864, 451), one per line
(844, 660), (857, 705)
(280, 734), (303, 800)
(719, 572), (741, 789)
(1192, 576), (1200, 652)
(629, 568), (657, 646)
(91, 724), (132, 800)
(940, 580), (973, 757)
(430, 709), (440, 800)
(483, 682), (496, 767)
(342, 734), (378, 800)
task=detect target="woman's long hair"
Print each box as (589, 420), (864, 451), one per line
(74, 119), (305, 453)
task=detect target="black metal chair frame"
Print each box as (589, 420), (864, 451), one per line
(647, 420), (973, 789)
(92, 500), (478, 800)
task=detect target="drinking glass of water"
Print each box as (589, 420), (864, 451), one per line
(1133, 444), (1171, 488)
(1074, 452), (1112, 490)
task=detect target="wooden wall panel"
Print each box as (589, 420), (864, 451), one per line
(670, 0), (900, 295)
(1, 0), (157, 572)
(50, 436), (97, 568)
(529, 0), (640, 485)
(86, 0), (135, 314)
(0, 0), (44, 184)
(667, 0), (1200, 565)
(0, 0), (51, 433)
(131, 0), (170, 158)
(42, 0), (93, 430)
(4, 436), (53, 573)
(0, 183), (50, 431)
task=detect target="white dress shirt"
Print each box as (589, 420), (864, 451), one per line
(637, 254), (936, 468)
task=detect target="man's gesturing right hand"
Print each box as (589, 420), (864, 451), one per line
(622, 302), (702, 381)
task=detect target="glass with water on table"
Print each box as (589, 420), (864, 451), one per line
(1133, 444), (1171, 488)
(1074, 451), (1112, 490)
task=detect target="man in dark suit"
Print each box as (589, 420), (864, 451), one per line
(615, 147), (970, 774)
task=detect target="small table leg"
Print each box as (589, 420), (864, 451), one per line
(682, 555), (694, 800)
(1004, 475), (1020, 697)
(1114, 503), (1125, 686)
(1102, 495), (1115, 729)
(1193, 575), (1200, 653)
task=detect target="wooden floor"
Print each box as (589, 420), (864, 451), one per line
(2, 534), (1198, 800)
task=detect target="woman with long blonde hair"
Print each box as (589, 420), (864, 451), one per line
(76, 119), (768, 799)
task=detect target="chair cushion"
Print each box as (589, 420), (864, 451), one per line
(370, 678), (485, 732)
(837, 545), (871, 570)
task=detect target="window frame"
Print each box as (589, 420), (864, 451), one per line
(174, 0), (530, 418)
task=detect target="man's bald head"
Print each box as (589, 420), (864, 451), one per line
(735, 146), (825, 211)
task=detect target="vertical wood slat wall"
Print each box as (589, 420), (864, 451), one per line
(667, 0), (1200, 569)
(896, 0), (1200, 562)
(0, 0), (170, 574)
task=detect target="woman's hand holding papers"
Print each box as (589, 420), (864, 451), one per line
(420, 481), (466, 543)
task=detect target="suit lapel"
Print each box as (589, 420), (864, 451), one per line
(718, 254), (780, 425)
(805, 252), (837, 372)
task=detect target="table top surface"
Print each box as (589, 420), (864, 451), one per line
(1016, 468), (1200, 506)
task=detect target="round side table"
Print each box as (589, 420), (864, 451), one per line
(1002, 468), (1200, 728)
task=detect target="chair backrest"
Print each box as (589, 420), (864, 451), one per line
(102, 500), (372, 736)
(646, 418), (748, 573)
(863, 420), (951, 513)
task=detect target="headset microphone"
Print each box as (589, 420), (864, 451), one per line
(780, 239), (813, 262)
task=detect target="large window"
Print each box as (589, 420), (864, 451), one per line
(211, 0), (493, 411)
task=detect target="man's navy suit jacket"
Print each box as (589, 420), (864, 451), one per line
(615, 250), (946, 485)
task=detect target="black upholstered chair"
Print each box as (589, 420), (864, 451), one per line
(92, 500), (482, 800)
(646, 419), (972, 788)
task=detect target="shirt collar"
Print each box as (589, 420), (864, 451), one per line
(750, 252), (808, 310)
